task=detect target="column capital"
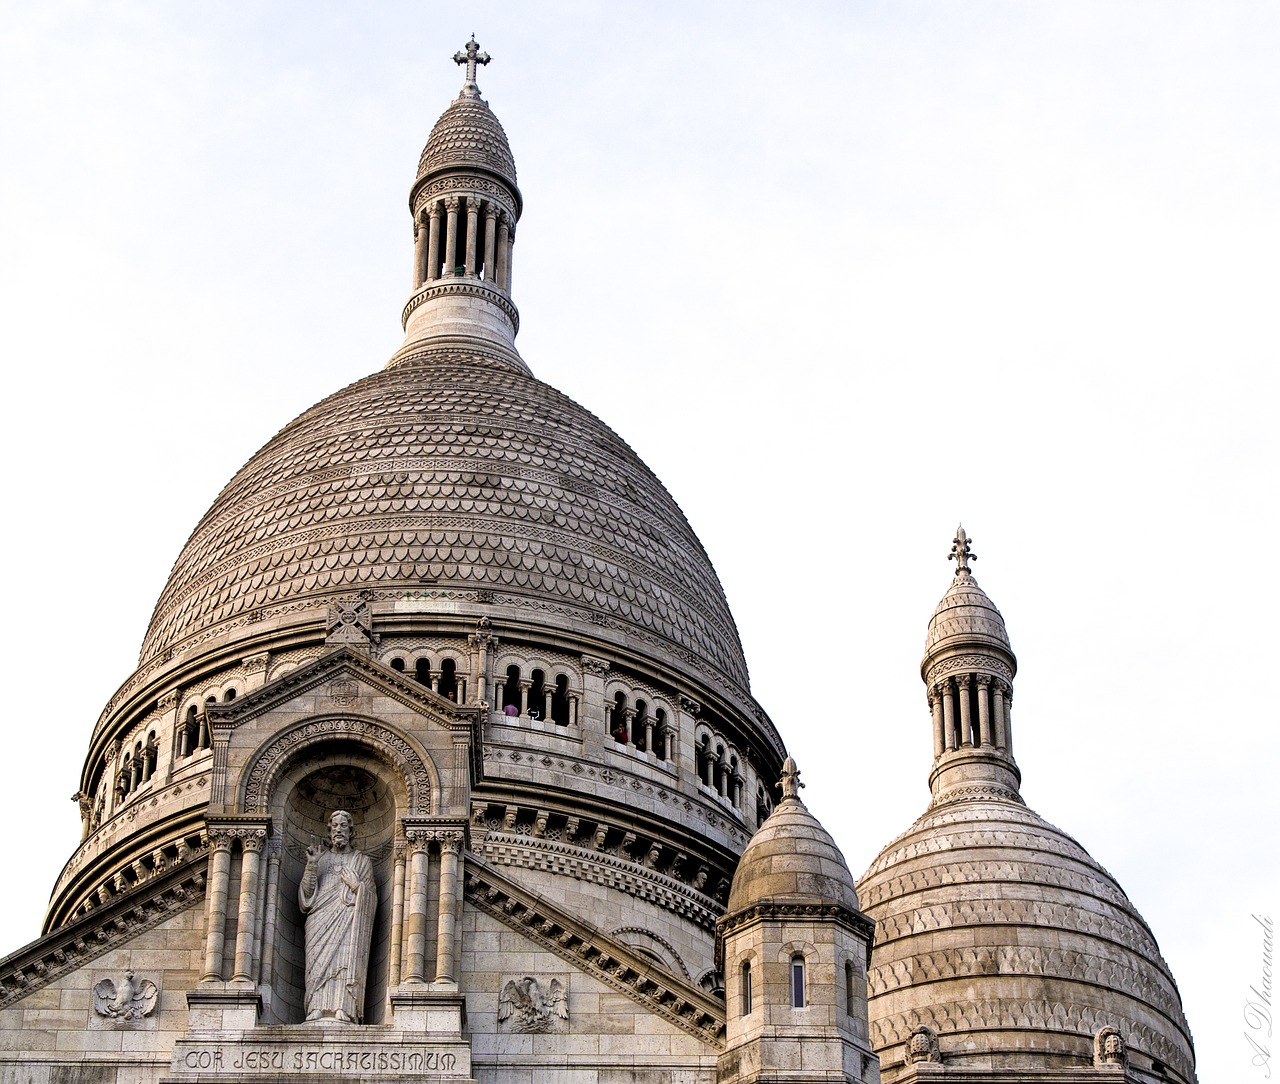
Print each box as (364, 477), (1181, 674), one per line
(237, 829), (267, 853)
(444, 195), (461, 212)
(483, 202), (499, 221)
(976, 673), (993, 687)
(207, 828), (236, 853)
(439, 832), (464, 855)
(956, 673), (972, 689)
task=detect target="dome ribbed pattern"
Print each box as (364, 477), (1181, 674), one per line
(858, 795), (1196, 1082)
(924, 574), (1011, 657)
(417, 96), (517, 187)
(728, 797), (859, 914)
(139, 354), (749, 690)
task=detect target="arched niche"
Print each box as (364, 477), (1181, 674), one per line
(242, 720), (437, 1026)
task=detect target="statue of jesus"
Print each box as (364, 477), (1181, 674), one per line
(299, 810), (377, 1023)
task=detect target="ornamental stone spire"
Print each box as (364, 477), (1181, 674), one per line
(389, 40), (528, 373)
(922, 527), (1021, 804)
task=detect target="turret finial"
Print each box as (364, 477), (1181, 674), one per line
(454, 35), (490, 99)
(949, 525), (976, 578)
(779, 756), (805, 802)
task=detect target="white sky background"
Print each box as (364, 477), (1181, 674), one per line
(1, 1), (1276, 1077)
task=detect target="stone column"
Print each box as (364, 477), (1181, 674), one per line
(957, 674), (973, 746)
(941, 681), (957, 751)
(644, 715), (655, 753)
(232, 829), (266, 983)
(389, 842), (406, 988)
(434, 834), (463, 984)
(503, 222), (515, 292)
(1003, 685), (1014, 755)
(495, 215), (510, 290)
(664, 725), (675, 766)
(258, 840), (281, 987)
(519, 680), (532, 716)
(464, 200), (480, 276)
(443, 197), (460, 275)
(404, 833), (430, 983)
(426, 204), (442, 282)
(201, 829), (235, 982)
(929, 691), (944, 758)
(413, 217), (426, 289)
(570, 692), (580, 727)
(976, 676), (993, 746)
(543, 687), (553, 722)
(483, 204), (498, 280)
(197, 711), (210, 751)
(623, 708), (637, 748)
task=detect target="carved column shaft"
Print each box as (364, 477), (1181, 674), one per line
(1002, 685), (1014, 754)
(232, 832), (265, 983)
(434, 837), (462, 984)
(202, 835), (234, 982)
(258, 844), (281, 987)
(389, 845), (406, 988)
(977, 677), (992, 746)
(427, 205), (442, 282)
(929, 692), (944, 758)
(405, 838), (430, 983)
(443, 198), (460, 274)
(495, 218), (510, 290)
(483, 205), (498, 280)
(957, 675), (973, 746)
(464, 201), (480, 276)
(413, 218), (426, 289)
(941, 683), (957, 751)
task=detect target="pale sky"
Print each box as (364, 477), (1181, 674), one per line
(1, 3), (1276, 1079)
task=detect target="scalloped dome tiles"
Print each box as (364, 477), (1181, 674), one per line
(139, 354), (750, 690)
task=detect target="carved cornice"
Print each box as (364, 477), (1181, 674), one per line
(476, 830), (722, 931)
(463, 854), (724, 1047)
(718, 900), (875, 946)
(400, 278), (520, 333)
(0, 852), (208, 1009)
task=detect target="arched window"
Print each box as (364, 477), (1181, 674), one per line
(415, 658), (432, 687)
(438, 658), (458, 701)
(611, 692), (628, 744)
(223, 688), (236, 702)
(790, 954), (806, 1009)
(845, 961), (855, 1016)
(389, 656), (406, 672)
(634, 699), (648, 751)
(502, 665), (522, 716)
(740, 961), (752, 1015)
(653, 708), (667, 758)
(529, 669), (546, 719)
(551, 674), (570, 725)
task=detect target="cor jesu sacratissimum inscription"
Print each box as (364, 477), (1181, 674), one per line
(181, 1047), (460, 1074)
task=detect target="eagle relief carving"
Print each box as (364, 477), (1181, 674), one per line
(497, 976), (568, 1033)
(92, 970), (158, 1022)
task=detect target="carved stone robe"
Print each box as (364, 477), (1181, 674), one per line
(298, 846), (377, 1022)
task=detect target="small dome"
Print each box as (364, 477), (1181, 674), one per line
(416, 95), (517, 190)
(924, 574), (1011, 658)
(727, 759), (859, 914)
(858, 794), (1196, 1082)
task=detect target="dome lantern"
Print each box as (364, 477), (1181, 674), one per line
(922, 526), (1021, 805)
(394, 38), (526, 371)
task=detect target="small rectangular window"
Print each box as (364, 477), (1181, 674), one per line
(791, 955), (806, 1008)
(740, 961), (752, 1015)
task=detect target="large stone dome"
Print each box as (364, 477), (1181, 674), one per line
(858, 792), (1196, 1082)
(416, 93), (517, 190)
(139, 350), (750, 692)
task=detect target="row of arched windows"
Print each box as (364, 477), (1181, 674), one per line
(606, 689), (671, 760)
(499, 664), (575, 725)
(695, 730), (743, 807)
(389, 654), (464, 702)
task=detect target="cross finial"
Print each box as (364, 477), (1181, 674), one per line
(949, 525), (976, 577)
(778, 756), (805, 802)
(454, 35), (490, 98)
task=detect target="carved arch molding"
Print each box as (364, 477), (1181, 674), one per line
(241, 716), (433, 816)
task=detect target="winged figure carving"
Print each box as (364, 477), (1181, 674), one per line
(497, 976), (568, 1032)
(92, 970), (159, 1020)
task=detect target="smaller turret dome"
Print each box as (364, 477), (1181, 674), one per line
(727, 758), (859, 914)
(415, 38), (517, 191)
(922, 526), (1011, 666)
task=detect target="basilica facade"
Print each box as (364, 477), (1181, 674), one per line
(0, 45), (1195, 1084)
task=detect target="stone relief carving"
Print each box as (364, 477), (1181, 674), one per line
(1094, 1025), (1127, 1068)
(905, 1024), (941, 1064)
(92, 969), (158, 1020)
(326, 597), (373, 649)
(497, 976), (568, 1033)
